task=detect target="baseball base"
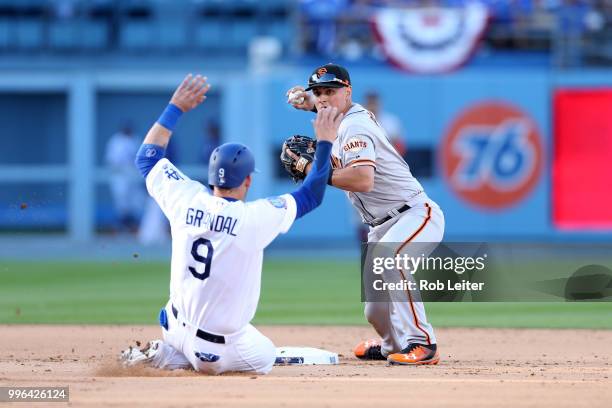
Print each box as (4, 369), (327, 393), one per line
(274, 347), (339, 365)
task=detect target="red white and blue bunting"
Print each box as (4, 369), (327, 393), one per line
(371, 3), (489, 74)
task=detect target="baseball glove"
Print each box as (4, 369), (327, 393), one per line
(280, 135), (317, 182)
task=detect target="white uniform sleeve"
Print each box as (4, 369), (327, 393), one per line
(145, 158), (207, 221)
(241, 194), (297, 250)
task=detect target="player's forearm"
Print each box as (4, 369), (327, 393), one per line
(290, 141), (332, 218)
(142, 123), (171, 147)
(143, 103), (183, 147)
(329, 166), (374, 192)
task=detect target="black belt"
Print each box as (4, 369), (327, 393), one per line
(171, 305), (226, 344)
(367, 204), (411, 227)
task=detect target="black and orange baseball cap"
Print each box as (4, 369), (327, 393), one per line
(305, 63), (351, 91)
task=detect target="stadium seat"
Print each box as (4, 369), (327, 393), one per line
(264, 19), (292, 52)
(158, 21), (186, 50)
(194, 19), (224, 50)
(119, 2), (154, 51)
(154, 2), (187, 51)
(49, 21), (80, 50)
(258, 1), (292, 52)
(0, 18), (13, 49)
(230, 20), (259, 51)
(81, 21), (109, 50)
(14, 19), (43, 50)
(120, 21), (154, 50)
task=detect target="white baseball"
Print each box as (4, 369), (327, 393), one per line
(288, 91), (305, 105)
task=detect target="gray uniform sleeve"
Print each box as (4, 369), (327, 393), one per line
(339, 133), (377, 169)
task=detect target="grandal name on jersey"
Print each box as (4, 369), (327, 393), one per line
(186, 207), (238, 236)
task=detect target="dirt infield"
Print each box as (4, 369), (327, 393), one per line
(0, 325), (610, 407)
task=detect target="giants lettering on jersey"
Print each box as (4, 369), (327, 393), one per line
(186, 207), (238, 236)
(343, 138), (368, 153)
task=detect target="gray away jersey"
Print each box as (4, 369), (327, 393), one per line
(331, 103), (425, 224)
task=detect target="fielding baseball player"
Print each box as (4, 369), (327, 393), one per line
(121, 74), (341, 374)
(284, 63), (445, 365)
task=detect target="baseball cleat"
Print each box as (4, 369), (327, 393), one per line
(120, 340), (162, 366)
(353, 339), (386, 360)
(387, 343), (439, 365)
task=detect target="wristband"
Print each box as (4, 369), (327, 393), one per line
(157, 103), (183, 131)
(295, 157), (310, 173)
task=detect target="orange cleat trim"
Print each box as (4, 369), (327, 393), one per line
(387, 345), (440, 366)
(353, 339), (382, 359)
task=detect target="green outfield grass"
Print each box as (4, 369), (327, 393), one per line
(1, 260), (611, 329)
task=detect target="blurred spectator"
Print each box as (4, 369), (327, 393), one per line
(581, 0), (611, 64)
(89, 0), (119, 49)
(337, 0), (381, 60)
(105, 122), (143, 233)
(554, 0), (599, 66)
(364, 91), (407, 157)
(299, 0), (349, 55)
(201, 119), (221, 166)
(51, 0), (78, 19)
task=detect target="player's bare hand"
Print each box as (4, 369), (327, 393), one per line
(286, 86), (315, 111)
(170, 74), (211, 112)
(313, 106), (343, 143)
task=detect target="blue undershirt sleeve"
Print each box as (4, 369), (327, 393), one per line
(135, 144), (166, 178)
(290, 140), (332, 219)
(134, 103), (184, 178)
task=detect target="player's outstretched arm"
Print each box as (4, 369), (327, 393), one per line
(289, 107), (343, 219)
(135, 74), (210, 177)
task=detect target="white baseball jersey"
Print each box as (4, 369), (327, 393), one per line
(146, 159), (297, 335)
(331, 103), (426, 224)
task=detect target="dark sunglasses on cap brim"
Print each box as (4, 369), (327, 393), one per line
(308, 72), (350, 87)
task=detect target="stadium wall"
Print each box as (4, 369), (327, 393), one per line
(0, 67), (610, 243)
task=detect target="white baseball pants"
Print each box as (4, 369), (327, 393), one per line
(150, 301), (276, 375)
